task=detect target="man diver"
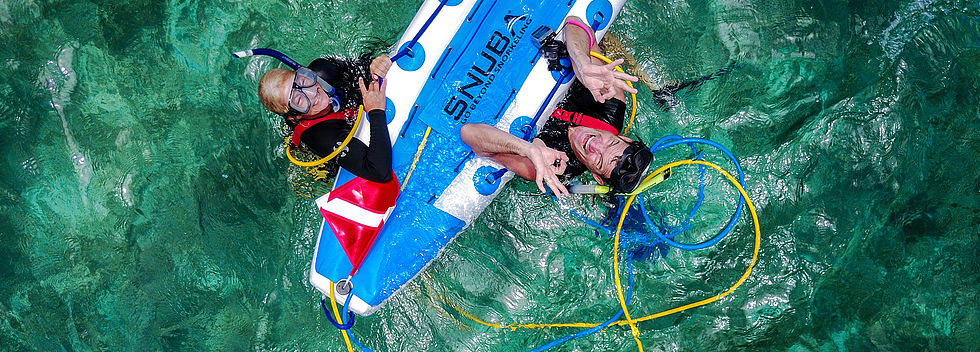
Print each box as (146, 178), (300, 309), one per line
(461, 16), (653, 197)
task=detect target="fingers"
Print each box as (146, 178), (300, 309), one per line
(360, 77), (387, 111)
(360, 77), (384, 93)
(603, 59), (639, 91)
(544, 152), (569, 197)
(590, 88), (606, 103)
(528, 145), (571, 197)
(358, 77), (373, 110)
(371, 55), (393, 78)
(601, 87), (617, 101)
(605, 58), (625, 69)
(555, 154), (569, 174)
(536, 165), (566, 197)
(555, 167), (567, 177)
(535, 174), (547, 194)
(614, 70), (640, 83)
(619, 81), (639, 94)
(372, 55), (390, 65)
(544, 173), (569, 197)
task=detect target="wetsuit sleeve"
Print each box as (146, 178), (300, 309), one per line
(336, 109), (392, 183)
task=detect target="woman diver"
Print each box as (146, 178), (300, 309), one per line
(238, 49), (394, 183)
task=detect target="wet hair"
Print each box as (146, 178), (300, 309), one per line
(258, 68), (293, 115)
(307, 54), (374, 111)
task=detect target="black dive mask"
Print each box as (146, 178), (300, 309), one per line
(608, 141), (653, 194)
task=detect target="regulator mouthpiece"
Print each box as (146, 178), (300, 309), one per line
(569, 184), (611, 194)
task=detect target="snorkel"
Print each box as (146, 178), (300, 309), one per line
(233, 48), (302, 69)
(232, 48), (345, 113)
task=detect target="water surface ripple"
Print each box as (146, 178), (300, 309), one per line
(1, 0), (978, 350)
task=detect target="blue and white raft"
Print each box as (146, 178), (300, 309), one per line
(310, 0), (627, 315)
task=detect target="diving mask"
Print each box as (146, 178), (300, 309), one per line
(607, 141), (653, 194)
(285, 66), (343, 116)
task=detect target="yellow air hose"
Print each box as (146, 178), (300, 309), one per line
(329, 281), (355, 352)
(286, 105), (364, 167)
(401, 126), (432, 191)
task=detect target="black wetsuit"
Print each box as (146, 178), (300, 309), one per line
(297, 56), (393, 183)
(535, 81), (627, 182)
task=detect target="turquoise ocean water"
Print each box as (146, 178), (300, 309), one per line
(1, 0), (979, 350)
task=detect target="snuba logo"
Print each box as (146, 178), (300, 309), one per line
(443, 14), (531, 123)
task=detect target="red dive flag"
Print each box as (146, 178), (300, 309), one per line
(316, 173), (399, 277)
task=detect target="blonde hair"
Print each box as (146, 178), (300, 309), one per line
(258, 68), (293, 114)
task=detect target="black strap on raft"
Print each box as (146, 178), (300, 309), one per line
(320, 298), (355, 330)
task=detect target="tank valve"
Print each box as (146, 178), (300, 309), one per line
(335, 279), (353, 296)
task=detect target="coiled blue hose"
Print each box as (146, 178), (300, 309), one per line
(321, 298), (355, 330)
(645, 137), (745, 250)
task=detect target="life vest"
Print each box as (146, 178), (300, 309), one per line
(550, 108), (619, 135)
(315, 172), (400, 276)
(290, 108), (358, 147)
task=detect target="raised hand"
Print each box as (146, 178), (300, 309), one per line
(370, 55), (392, 80)
(525, 139), (570, 197)
(358, 77), (387, 112)
(576, 58), (639, 103)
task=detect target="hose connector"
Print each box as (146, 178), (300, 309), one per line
(335, 278), (353, 296)
(569, 184), (611, 194)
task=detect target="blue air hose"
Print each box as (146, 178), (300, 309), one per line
(231, 48), (301, 70)
(342, 291), (354, 324)
(551, 194), (613, 235)
(644, 137), (745, 250)
(390, 0), (451, 62)
(321, 298), (355, 330)
(347, 332), (374, 352)
(339, 294), (375, 352)
(648, 137), (708, 238)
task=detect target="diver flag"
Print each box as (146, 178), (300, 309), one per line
(316, 173), (399, 276)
